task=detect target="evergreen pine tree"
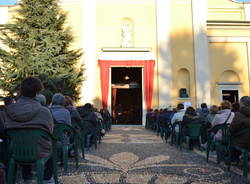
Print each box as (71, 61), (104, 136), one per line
(0, 0), (84, 101)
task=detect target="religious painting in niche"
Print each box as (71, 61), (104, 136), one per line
(121, 18), (134, 48)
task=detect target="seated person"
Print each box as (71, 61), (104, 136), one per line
(171, 103), (185, 133)
(211, 100), (234, 141)
(64, 95), (82, 131)
(4, 77), (54, 183)
(229, 96), (250, 163)
(205, 105), (219, 127)
(182, 106), (200, 136)
(77, 103), (98, 135)
(50, 93), (71, 145)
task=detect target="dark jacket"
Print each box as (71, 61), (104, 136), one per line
(4, 96), (54, 158)
(66, 105), (82, 130)
(77, 106), (98, 134)
(230, 106), (250, 148)
(182, 113), (201, 135)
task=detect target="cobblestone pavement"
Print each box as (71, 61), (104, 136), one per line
(62, 126), (250, 184)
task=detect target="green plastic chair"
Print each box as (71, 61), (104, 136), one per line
(171, 121), (183, 148)
(228, 127), (250, 177)
(6, 128), (58, 184)
(206, 123), (230, 164)
(81, 120), (98, 151)
(53, 123), (79, 173)
(185, 122), (202, 150)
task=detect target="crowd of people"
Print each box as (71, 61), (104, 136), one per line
(0, 77), (112, 184)
(146, 98), (250, 164)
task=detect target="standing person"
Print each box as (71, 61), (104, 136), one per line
(3, 77), (54, 184)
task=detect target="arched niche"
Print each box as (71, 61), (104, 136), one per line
(219, 70), (240, 83)
(177, 68), (190, 98)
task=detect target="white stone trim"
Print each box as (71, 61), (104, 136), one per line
(244, 3), (250, 20)
(208, 36), (250, 42)
(142, 68), (146, 126)
(192, 0), (211, 107)
(217, 84), (241, 102)
(108, 67), (146, 126)
(247, 41), (250, 96)
(80, 0), (97, 105)
(156, 0), (173, 108)
(0, 7), (8, 24)
(208, 7), (243, 9)
(59, 0), (83, 4)
(96, 0), (155, 5)
(98, 52), (155, 60)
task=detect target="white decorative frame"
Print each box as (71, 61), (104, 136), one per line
(217, 83), (241, 102)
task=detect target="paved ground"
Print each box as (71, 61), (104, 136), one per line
(62, 126), (250, 184)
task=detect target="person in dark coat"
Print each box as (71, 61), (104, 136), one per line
(3, 77), (54, 183)
(157, 108), (172, 139)
(77, 103), (98, 135)
(198, 103), (209, 123)
(64, 95), (82, 131)
(182, 106), (200, 136)
(229, 96), (250, 162)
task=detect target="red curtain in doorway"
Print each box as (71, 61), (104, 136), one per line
(98, 60), (155, 111)
(112, 88), (117, 118)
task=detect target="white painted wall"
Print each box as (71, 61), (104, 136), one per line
(192, 0), (211, 107)
(156, 0), (173, 108)
(244, 3), (250, 21)
(0, 7), (8, 25)
(80, 0), (97, 105)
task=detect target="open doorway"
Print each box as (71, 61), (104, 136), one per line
(111, 67), (142, 125)
(222, 90), (239, 103)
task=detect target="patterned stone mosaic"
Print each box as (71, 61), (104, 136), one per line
(61, 126), (250, 184)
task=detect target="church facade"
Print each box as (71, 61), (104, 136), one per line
(2, 0), (250, 124)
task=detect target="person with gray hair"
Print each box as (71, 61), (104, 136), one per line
(228, 96), (250, 163)
(50, 93), (71, 126)
(37, 94), (47, 106)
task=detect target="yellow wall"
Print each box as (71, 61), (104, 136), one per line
(170, 0), (196, 107)
(209, 42), (249, 105)
(208, 0), (245, 21)
(61, 3), (83, 52)
(5, 0), (250, 109)
(96, 2), (158, 108)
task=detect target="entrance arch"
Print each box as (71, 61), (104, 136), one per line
(98, 59), (155, 125)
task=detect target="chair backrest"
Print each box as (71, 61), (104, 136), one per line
(221, 124), (230, 145)
(233, 127), (250, 151)
(187, 123), (202, 137)
(210, 123), (230, 144)
(53, 123), (74, 139)
(6, 128), (52, 162)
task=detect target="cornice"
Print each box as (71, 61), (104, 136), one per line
(96, 0), (155, 5)
(207, 20), (250, 29)
(230, 0), (250, 4)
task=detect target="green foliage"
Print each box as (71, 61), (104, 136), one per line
(0, 0), (84, 100)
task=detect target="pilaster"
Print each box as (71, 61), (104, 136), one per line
(156, 0), (173, 108)
(192, 0), (211, 107)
